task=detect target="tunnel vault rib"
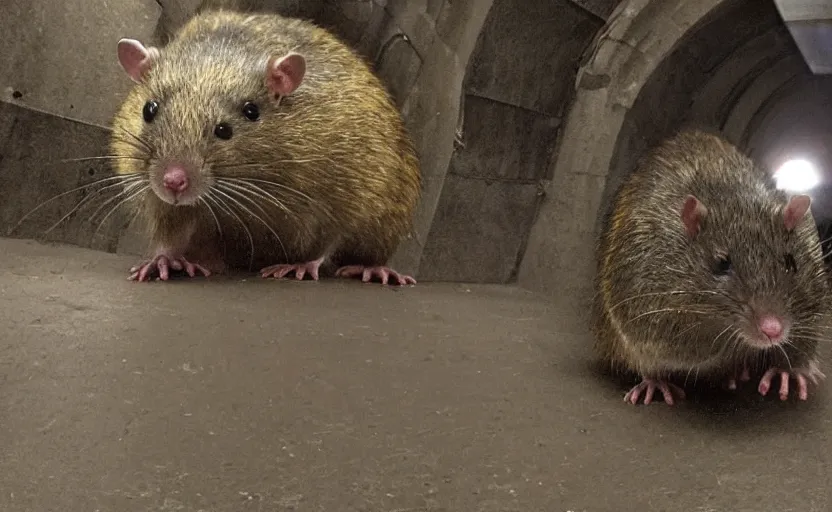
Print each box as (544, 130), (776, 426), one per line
(517, 0), (728, 299)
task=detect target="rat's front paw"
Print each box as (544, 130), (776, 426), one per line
(758, 361), (825, 401)
(129, 254), (211, 282)
(335, 265), (416, 286)
(624, 378), (686, 406)
(261, 257), (324, 281)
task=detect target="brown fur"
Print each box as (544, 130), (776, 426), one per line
(110, 9), (420, 272)
(593, 129), (829, 384)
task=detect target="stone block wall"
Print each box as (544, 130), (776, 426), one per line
(0, 103), (123, 253)
(418, 0), (607, 283)
(1, 0), (160, 127)
(1, 0), (161, 253)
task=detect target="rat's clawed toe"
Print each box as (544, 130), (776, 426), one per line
(129, 255), (210, 282)
(625, 378), (685, 406)
(335, 265), (416, 286)
(758, 369), (799, 400)
(757, 363), (825, 401)
(261, 259), (323, 281)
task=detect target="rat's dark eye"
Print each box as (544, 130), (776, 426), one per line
(242, 101), (260, 121)
(214, 122), (233, 140)
(712, 254), (732, 276)
(143, 100), (159, 123)
(784, 253), (797, 273)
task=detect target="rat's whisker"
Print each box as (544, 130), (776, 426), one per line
(214, 184), (288, 263)
(88, 180), (146, 224)
(610, 290), (721, 312)
(728, 328), (743, 353)
(788, 335), (829, 347)
(216, 179), (292, 216)
(204, 191), (255, 268)
(202, 192), (237, 234)
(60, 155), (145, 164)
(9, 175), (144, 235)
(671, 321), (701, 342)
(125, 206), (143, 233)
(214, 183), (273, 220)
(199, 196), (223, 242)
(775, 344), (793, 371)
(231, 177), (337, 223)
(684, 365), (696, 387)
(233, 177), (318, 205)
(210, 157), (329, 171)
(112, 126), (152, 152)
(110, 138), (148, 156)
(93, 184), (148, 239)
(208, 188), (259, 271)
(626, 308), (712, 324)
(708, 324), (734, 354)
(786, 341), (812, 360)
(44, 178), (142, 234)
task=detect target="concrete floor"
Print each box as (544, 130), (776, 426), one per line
(0, 238), (829, 512)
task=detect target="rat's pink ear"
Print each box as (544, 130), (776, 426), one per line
(681, 194), (708, 238)
(783, 194), (811, 231)
(117, 38), (158, 83)
(266, 52), (306, 98)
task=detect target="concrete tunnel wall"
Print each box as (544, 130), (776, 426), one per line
(0, 0), (823, 297)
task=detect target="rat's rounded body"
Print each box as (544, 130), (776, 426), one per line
(594, 129), (829, 405)
(110, 9), (420, 284)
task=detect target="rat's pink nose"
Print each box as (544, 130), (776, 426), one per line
(163, 167), (189, 193)
(759, 315), (784, 340)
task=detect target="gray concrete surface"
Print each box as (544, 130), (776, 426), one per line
(1, 237), (830, 512)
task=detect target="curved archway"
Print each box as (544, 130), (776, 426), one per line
(517, 0), (751, 301)
(603, 0), (798, 223)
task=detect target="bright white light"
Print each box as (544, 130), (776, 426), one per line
(774, 159), (820, 192)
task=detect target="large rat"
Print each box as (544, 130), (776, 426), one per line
(109, 8), (420, 285)
(594, 129), (829, 405)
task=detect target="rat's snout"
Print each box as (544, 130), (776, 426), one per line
(759, 315), (784, 341)
(740, 298), (791, 348)
(163, 166), (190, 194)
(151, 162), (202, 206)
(743, 311), (789, 349)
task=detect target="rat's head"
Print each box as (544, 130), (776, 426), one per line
(678, 191), (828, 351)
(111, 37), (307, 206)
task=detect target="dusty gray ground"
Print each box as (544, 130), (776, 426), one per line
(0, 237), (829, 512)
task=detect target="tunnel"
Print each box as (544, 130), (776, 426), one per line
(1, 0), (832, 509)
(2, 0), (830, 295)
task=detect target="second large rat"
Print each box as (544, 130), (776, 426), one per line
(594, 129), (829, 405)
(110, 8), (421, 285)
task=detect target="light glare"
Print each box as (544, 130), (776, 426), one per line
(774, 159), (819, 192)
